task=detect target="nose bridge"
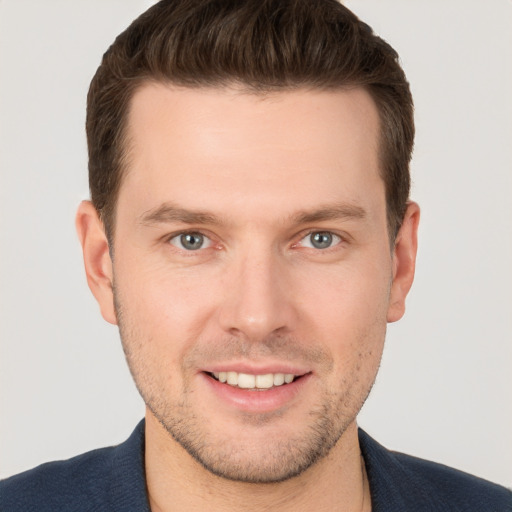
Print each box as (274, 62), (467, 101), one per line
(218, 242), (296, 340)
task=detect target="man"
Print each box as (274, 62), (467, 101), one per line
(1, 0), (510, 510)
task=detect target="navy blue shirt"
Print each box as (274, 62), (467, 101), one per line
(1, 421), (511, 511)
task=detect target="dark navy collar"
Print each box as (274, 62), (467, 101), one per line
(108, 421), (439, 510)
(107, 420), (512, 512)
(108, 419), (151, 512)
(358, 428), (512, 511)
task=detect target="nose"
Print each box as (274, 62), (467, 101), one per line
(217, 248), (298, 342)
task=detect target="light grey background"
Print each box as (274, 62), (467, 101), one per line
(1, 0), (511, 487)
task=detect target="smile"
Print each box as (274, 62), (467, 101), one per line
(210, 371), (299, 389)
(202, 369), (312, 412)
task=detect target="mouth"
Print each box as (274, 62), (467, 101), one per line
(201, 368), (312, 413)
(206, 371), (305, 390)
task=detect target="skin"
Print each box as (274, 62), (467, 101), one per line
(76, 84), (419, 511)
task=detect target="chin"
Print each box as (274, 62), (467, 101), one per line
(151, 399), (352, 484)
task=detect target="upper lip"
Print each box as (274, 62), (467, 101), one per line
(201, 361), (311, 376)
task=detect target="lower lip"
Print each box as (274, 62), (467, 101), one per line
(200, 372), (312, 413)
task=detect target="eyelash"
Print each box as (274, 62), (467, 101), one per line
(166, 229), (345, 253)
(167, 231), (214, 251)
(296, 230), (343, 250)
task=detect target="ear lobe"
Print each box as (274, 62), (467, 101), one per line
(387, 201), (420, 323)
(75, 200), (117, 325)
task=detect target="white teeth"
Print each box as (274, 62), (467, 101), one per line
(255, 374), (274, 389)
(211, 371), (298, 389)
(238, 373), (256, 389)
(284, 374), (294, 384)
(273, 373), (285, 386)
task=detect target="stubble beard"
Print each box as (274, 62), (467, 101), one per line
(146, 385), (358, 484)
(114, 293), (381, 484)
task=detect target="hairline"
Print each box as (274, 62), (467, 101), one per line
(102, 79), (395, 246)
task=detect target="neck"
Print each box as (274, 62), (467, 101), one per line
(145, 412), (370, 512)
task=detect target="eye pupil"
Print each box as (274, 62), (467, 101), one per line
(311, 232), (333, 249)
(180, 233), (204, 250)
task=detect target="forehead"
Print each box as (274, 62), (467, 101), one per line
(120, 84), (383, 224)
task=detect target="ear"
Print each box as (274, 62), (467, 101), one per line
(387, 201), (420, 323)
(75, 200), (117, 325)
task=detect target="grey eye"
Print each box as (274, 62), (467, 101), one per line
(302, 231), (340, 249)
(169, 232), (211, 251)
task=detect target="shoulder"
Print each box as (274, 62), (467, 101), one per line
(358, 429), (512, 511)
(391, 450), (512, 510)
(0, 446), (116, 512)
(0, 421), (149, 512)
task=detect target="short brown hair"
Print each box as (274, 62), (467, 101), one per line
(87, 0), (414, 240)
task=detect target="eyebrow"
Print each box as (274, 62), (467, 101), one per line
(139, 202), (221, 226)
(139, 201), (367, 227)
(292, 203), (367, 224)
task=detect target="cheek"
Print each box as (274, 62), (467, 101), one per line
(113, 276), (189, 397)
(114, 261), (222, 349)
(301, 258), (391, 326)
(298, 260), (390, 366)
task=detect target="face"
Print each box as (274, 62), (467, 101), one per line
(78, 84), (418, 484)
